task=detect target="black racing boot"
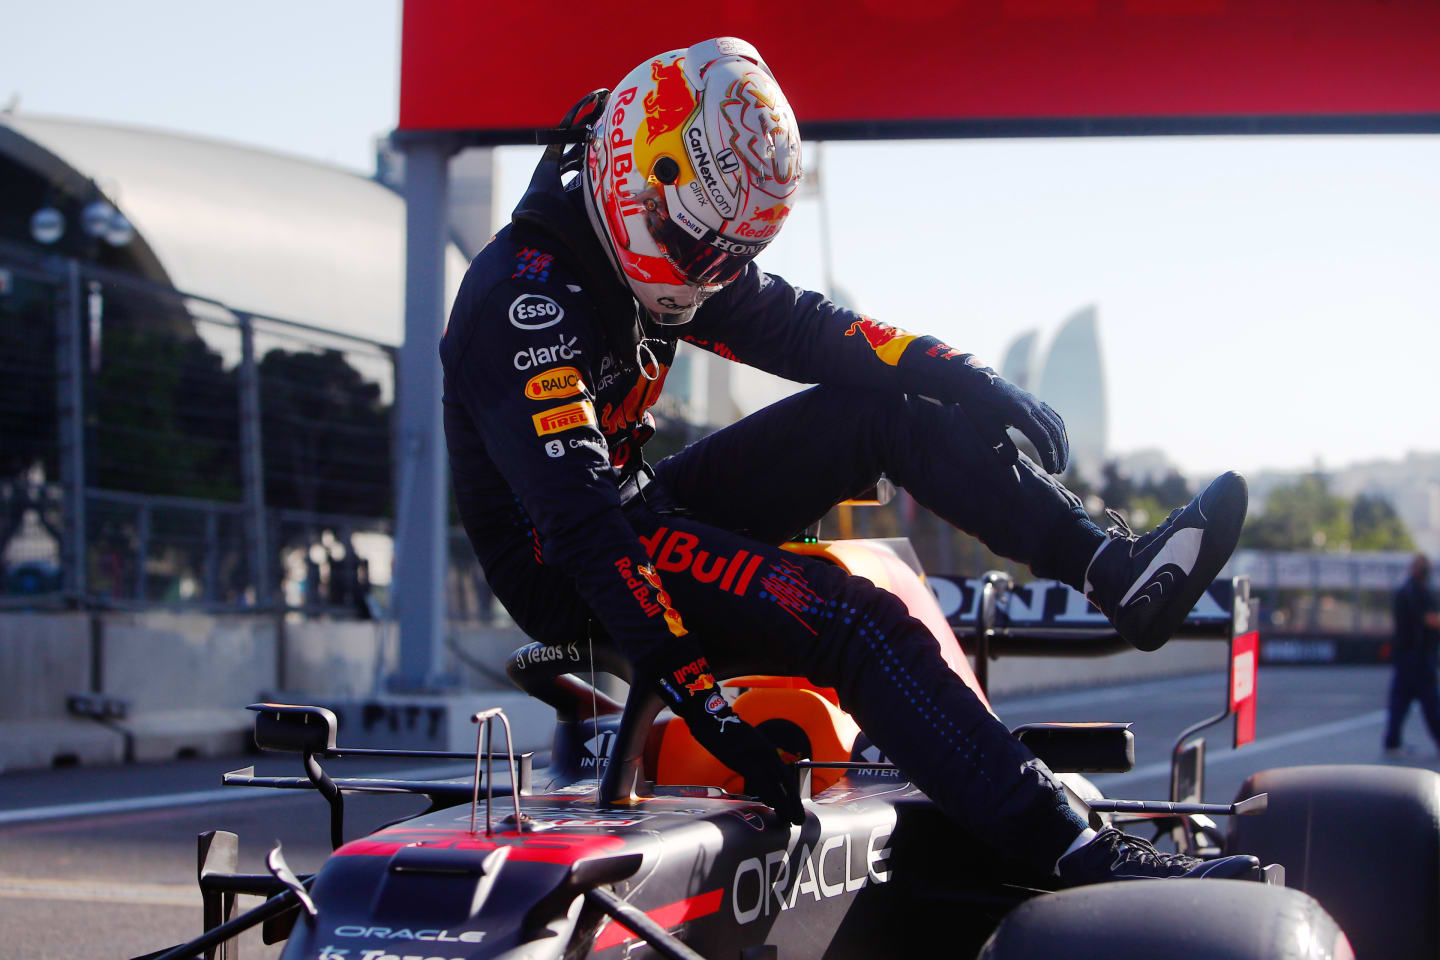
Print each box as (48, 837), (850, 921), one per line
(1058, 827), (1261, 886)
(1083, 471), (1248, 652)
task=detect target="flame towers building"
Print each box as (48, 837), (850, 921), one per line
(999, 306), (1108, 479)
(999, 330), (1042, 394)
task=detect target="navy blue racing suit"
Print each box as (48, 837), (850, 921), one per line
(441, 151), (1097, 871)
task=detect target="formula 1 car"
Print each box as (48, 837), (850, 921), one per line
(133, 535), (1439, 960)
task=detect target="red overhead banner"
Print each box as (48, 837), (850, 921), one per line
(400, 0), (1440, 141)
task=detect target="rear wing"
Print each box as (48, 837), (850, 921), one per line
(937, 573), (1260, 799)
(931, 573), (1251, 657)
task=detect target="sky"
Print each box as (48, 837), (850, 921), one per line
(6, 1), (1440, 480)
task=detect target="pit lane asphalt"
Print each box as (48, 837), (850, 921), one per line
(1, 664), (1430, 959)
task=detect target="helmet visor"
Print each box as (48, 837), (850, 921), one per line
(641, 185), (765, 287)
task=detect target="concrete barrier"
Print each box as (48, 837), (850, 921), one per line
(0, 612), (92, 720)
(279, 619), (389, 698)
(0, 719), (126, 771)
(449, 624), (533, 690)
(100, 611), (278, 711)
(99, 611), (279, 762)
(291, 624), (552, 754)
(277, 621), (538, 699)
(0, 609), (1240, 771)
(0, 612), (124, 769)
(322, 691), (557, 754)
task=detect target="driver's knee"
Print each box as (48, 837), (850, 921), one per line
(802, 385), (911, 457)
(805, 575), (933, 692)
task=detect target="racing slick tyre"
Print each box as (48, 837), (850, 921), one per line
(977, 879), (1350, 959)
(1227, 764), (1440, 960)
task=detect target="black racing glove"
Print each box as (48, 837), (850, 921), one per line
(638, 649), (805, 826)
(951, 354), (1070, 474)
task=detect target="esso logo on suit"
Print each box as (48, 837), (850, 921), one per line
(509, 294), (565, 330)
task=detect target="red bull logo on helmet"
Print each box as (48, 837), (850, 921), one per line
(844, 317), (919, 366)
(643, 58), (696, 145)
(752, 203), (790, 224)
(733, 202), (792, 241)
(734, 220), (780, 240)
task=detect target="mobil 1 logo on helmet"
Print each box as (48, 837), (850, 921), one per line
(509, 293), (565, 330)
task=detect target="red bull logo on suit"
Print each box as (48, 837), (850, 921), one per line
(844, 318), (918, 366)
(638, 526), (765, 597)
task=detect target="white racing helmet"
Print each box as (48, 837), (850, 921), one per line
(582, 37), (802, 325)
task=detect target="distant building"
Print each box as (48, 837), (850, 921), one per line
(1036, 306), (1108, 477)
(1, 114), (470, 343)
(1111, 448), (1183, 485)
(999, 329), (1040, 393)
(998, 306), (1109, 479)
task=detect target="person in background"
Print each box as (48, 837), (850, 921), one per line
(1383, 553), (1440, 756)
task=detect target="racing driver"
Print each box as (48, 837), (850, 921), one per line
(441, 38), (1260, 886)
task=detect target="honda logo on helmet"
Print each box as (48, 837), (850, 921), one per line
(708, 235), (765, 256)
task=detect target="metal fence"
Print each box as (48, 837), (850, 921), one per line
(1228, 549), (1420, 638)
(10, 245), (1417, 640)
(0, 247), (428, 615)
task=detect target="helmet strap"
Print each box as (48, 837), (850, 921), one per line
(534, 89), (608, 149)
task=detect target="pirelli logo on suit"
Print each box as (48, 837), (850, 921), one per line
(532, 400), (597, 436)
